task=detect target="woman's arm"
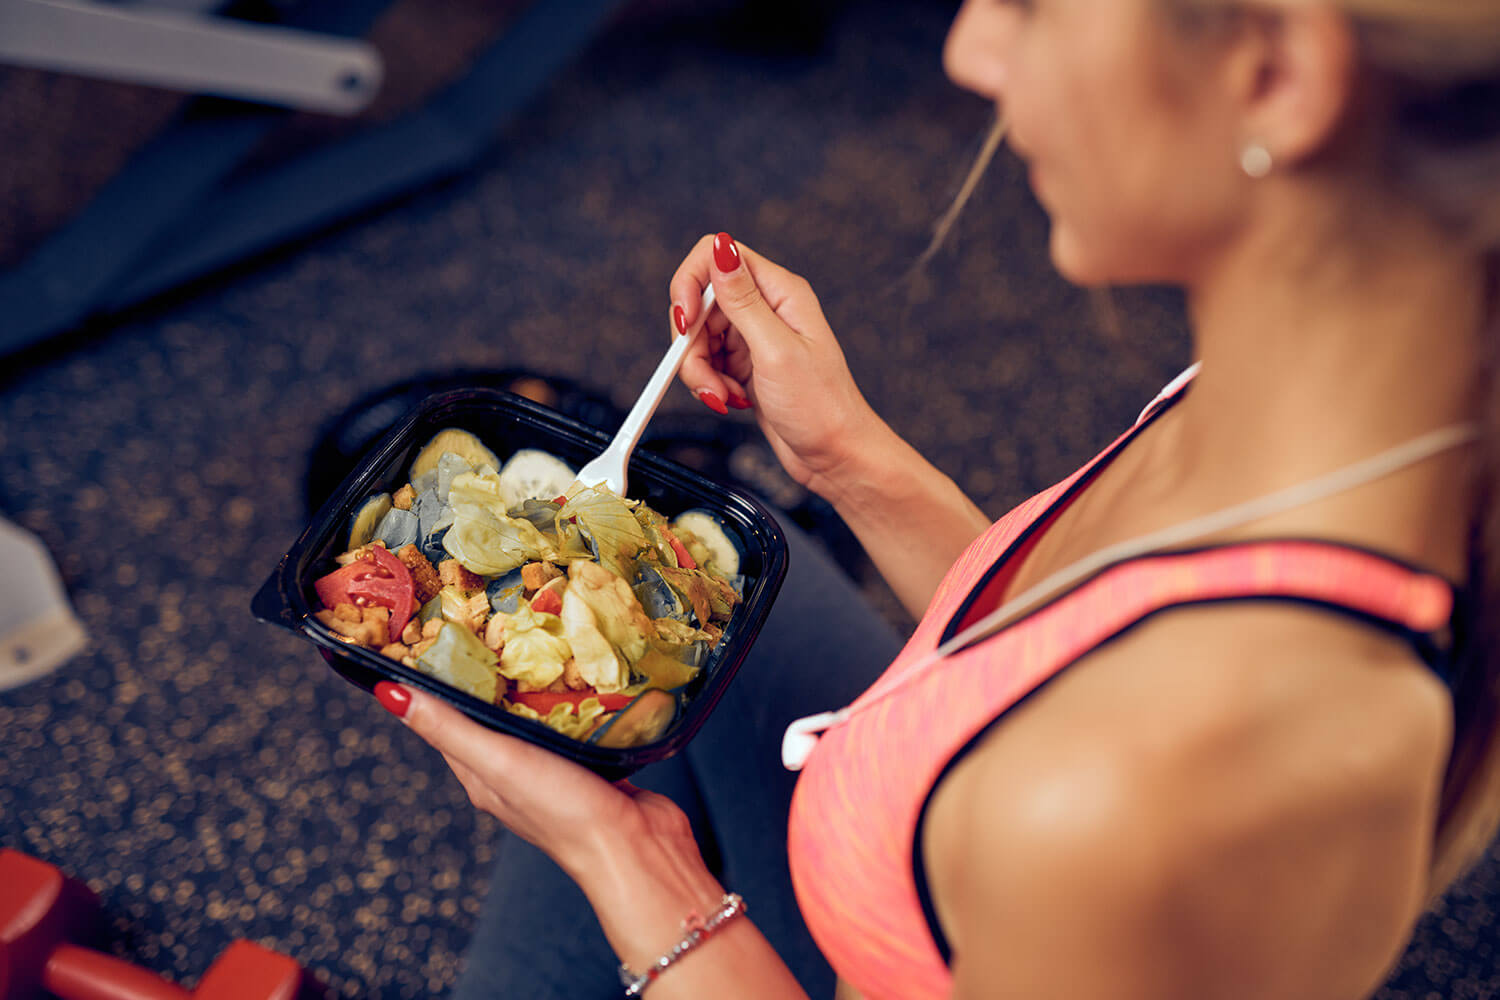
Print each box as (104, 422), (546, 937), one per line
(578, 811), (810, 1000)
(814, 412), (990, 618)
(670, 233), (990, 618)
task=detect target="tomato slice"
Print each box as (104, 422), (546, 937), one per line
(314, 545), (416, 643)
(511, 690), (635, 714)
(529, 588), (562, 616)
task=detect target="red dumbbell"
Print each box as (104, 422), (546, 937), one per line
(0, 849), (309, 1000)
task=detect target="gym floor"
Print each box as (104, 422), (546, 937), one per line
(2, 1), (1496, 996)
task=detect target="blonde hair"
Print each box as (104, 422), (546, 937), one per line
(1173, 0), (1500, 900)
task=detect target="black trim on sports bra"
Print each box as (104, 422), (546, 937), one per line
(938, 388), (1185, 648)
(911, 575), (1467, 967)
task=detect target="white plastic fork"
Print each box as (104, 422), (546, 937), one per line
(573, 284), (719, 497)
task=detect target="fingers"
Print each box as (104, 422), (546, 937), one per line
(667, 232), (719, 332)
(670, 235), (735, 413)
(679, 345), (749, 413)
(703, 234), (803, 364)
(669, 232), (804, 413)
(379, 681), (544, 778)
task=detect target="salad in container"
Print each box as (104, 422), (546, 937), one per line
(254, 388), (788, 779)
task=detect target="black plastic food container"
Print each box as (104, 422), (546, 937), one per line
(253, 388), (788, 780)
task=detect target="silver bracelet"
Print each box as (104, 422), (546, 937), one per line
(618, 892), (746, 997)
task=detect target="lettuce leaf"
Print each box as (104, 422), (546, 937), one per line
(632, 505), (681, 568)
(559, 582), (630, 692)
(506, 698), (608, 740)
(654, 564), (739, 625)
(499, 603), (571, 690)
(567, 560), (652, 666)
(651, 618), (714, 665)
(632, 649), (700, 690)
(447, 469), (506, 509)
(444, 501), (555, 576)
(415, 622), (499, 702)
(558, 486), (648, 580)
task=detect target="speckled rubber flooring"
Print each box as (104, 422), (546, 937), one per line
(2, 1), (1497, 997)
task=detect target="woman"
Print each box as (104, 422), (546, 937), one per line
(373, 0), (1500, 996)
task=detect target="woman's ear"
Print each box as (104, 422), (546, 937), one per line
(1228, 5), (1359, 168)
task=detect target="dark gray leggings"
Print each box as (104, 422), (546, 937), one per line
(451, 517), (905, 999)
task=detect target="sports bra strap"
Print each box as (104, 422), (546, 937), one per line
(1013, 537), (1464, 687)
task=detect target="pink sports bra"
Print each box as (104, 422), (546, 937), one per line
(784, 373), (1462, 1000)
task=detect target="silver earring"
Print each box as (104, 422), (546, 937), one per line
(1240, 142), (1273, 179)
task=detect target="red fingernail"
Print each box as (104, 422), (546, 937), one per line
(699, 389), (729, 415)
(727, 392), (752, 410)
(672, 304), (688, 336)
(713, 233), (740, 273)
(374, 681), (410, 718)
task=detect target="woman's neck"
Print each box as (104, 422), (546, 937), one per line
(1169, 179), (1488, 496)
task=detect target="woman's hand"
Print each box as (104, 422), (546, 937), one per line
(669, 233), (881, 502)
(372, 682), (693, 881)
(373, 682), (808, 998)
(672, 232), (992, 618)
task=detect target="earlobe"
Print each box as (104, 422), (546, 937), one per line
(1240, 141), (1274, 179)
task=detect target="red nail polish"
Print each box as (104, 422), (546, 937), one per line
(673, 304), (688, 336)
(727, 392), (752, 410)
(374, 681), (410, 718)
(699, 390), (729, 415)
(713, 233), (740, 273)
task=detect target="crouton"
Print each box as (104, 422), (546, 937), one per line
(315, 604), (389, 647)
(561, 656), (589, 691)
(392, 484), (416, 511)
(397, 544), (441, 603)
(401, 618), (423, 645)
(438, 559), (485, 595)
(379, 641), (410, 660)
(521, 560), (563, 593)
(483, 612), (509, 652)
(457, 592), (490, 635)
(422, 618), (443, 639)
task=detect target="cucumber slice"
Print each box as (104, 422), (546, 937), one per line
(671, 510), (741, 578)
(497, 449), (576, 509)
(409, 429), (501, 483)
(348, 493), (393, 551)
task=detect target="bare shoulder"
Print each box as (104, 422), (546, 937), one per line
(927, 602), (1454, 1000)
